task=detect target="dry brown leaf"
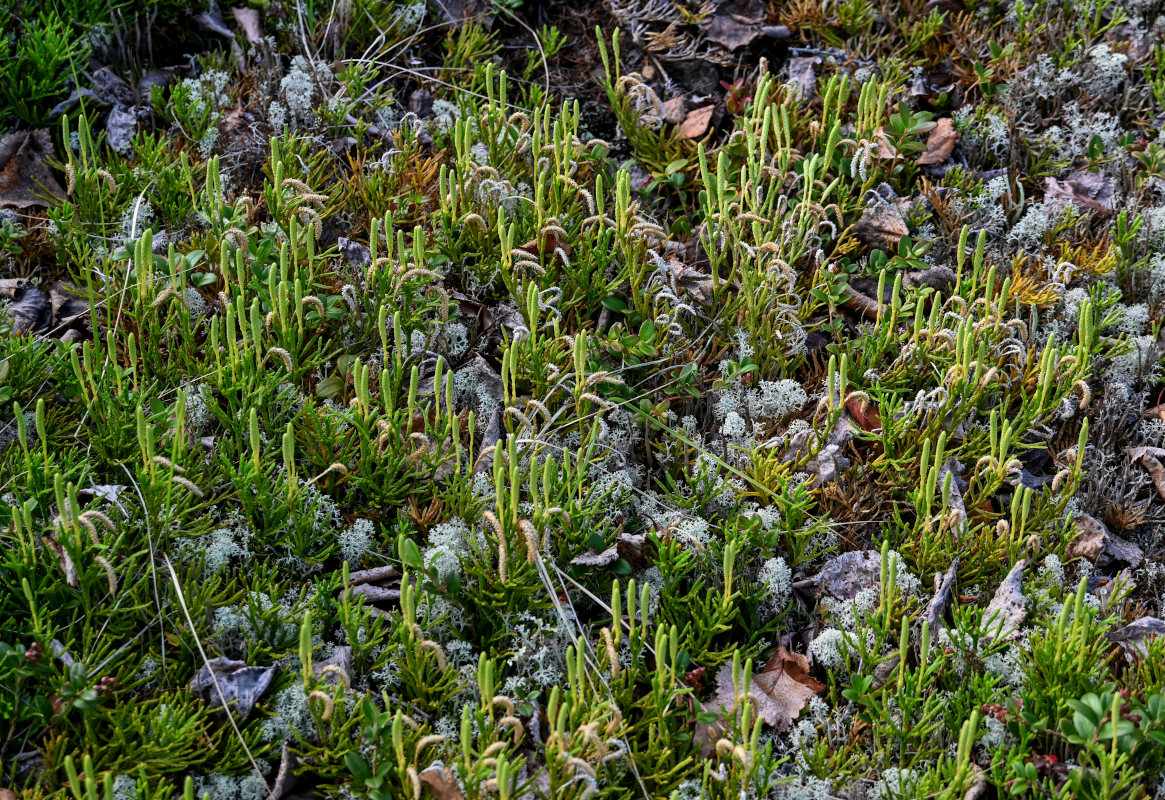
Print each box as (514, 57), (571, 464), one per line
(873, 128), (898, 160)
(981, 559), (1027, 643)
(418, 764), (466, 800)
(797, 549), (881, 601)
(266, 743), (297, 800)
(517, 229), (572, 261)
(570, 532), (647, 569)
(189, 657), (277, 720)
(712, 646), (824, 732)
(963, 765), (988, 800)
(703, 13), (761, 50)
(844, 393), (881, 431)
(0, 130), (65, 209)
(662, 96), (686, 125)
(853, 201), (908, 251)
(1144, 404), (1165, 421)
(917, 118), (957, 166)
(920, 558), (959, 635)
(1068, 514), (1144, 568)
(678, 106), (715, 140)
(1044, 169), (1114, 215)
(787, 56), (822, 101)
(1108, 617), (1165, 660)
(231, 6), (263, 43)
(1127, 445), (1165, 500)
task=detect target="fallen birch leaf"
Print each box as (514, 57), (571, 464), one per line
(6, 287), (51, 334)
(571, 532), (647, 569)
(871, 653), (900, 689)
(1044, 169), (1114, 215)
(712, 646), (824, 731)
(678, 106), (715, 140)
(517, 229), (572, 261)
(917, 118), (957, 166)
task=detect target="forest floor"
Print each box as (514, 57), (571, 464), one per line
(4, 0), (1165, 797)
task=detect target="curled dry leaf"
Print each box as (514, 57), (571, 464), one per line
(782, 413), (856, 488)
(570, 532), (648, 569)
(518, 229), (572, 261)
(917, 118), (957, 166)
(0, 129), (66, 209)
(418, 763), (466, 800)
(313, 645), (354, 687)
(1127, 446), (1165, 501)
(711, 646), (824, 732)
(189, 657), (277, 720)
(231, 7), (263, 43)
(853, 200), (909, 251)
(1108, 617), (1165, 660)
(980, 559), (1027, 643)
(5, 282), (90, 339)
(870, 653), (900, 689)
(920, 558), (959, 635)
(963, 765), (989, 800)
(1068, 514), (1143, 568)
(339, 566), (402, 618)
(678, 106), (715, 140)
(844, 393), (881, 431)
(1044, 168), (1114, 215)
(787, 56), (822, 101)
(662, 97), (686, 125)
(265, 743), (297, 800)
(703, 13), (762, 50)
(794, 549), (881, 601)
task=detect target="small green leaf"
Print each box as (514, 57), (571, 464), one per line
(601, 295), (628, 313)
